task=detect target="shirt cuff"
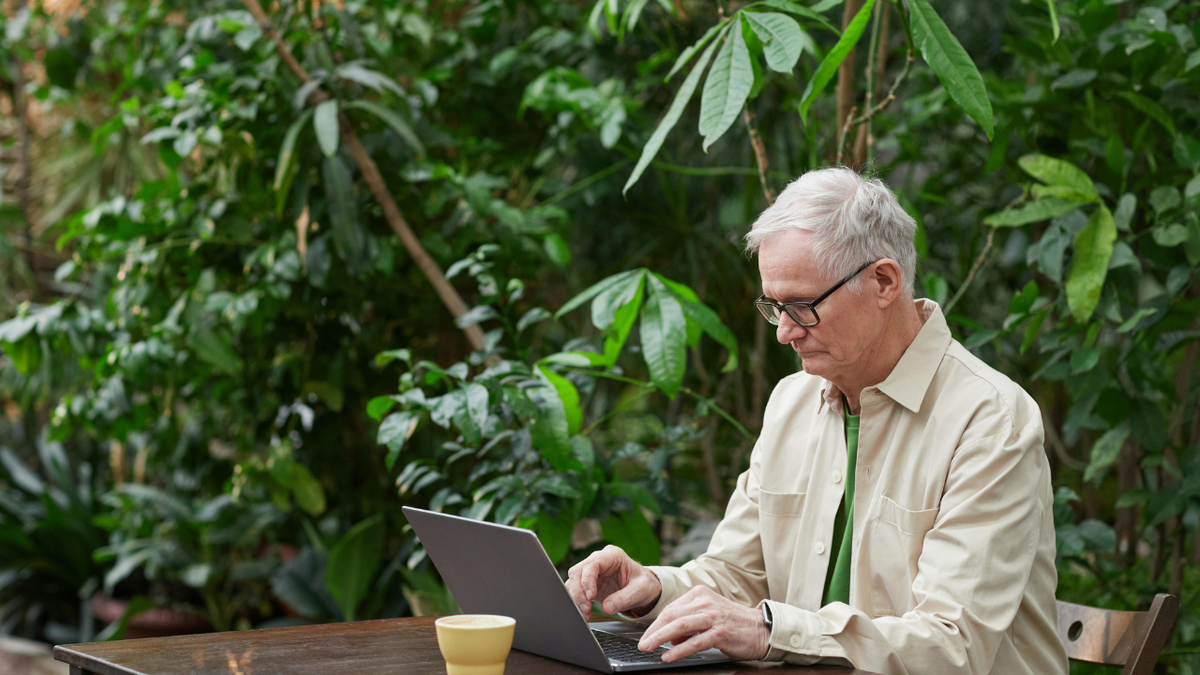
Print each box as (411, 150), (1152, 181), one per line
(759, 601), (851, 666)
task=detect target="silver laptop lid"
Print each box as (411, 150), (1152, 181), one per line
(402, 506), (613, 673)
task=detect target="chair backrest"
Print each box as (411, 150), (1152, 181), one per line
(1057, 593), (1180, 675)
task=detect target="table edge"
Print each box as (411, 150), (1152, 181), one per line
(53, 645), (145, 675)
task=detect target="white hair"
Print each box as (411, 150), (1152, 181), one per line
(744, 167), (917, 294)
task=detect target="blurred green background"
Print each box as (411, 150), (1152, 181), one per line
(0, 0), (1198, 672)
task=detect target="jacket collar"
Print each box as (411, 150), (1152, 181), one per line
(820, 299), (953, 415)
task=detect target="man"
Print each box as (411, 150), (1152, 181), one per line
(565, 167), (1068, 675)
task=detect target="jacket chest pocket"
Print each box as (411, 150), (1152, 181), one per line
(758, 489), (806, 598)
(866, 495), (938, 617)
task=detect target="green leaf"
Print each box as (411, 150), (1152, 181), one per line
(1152, 224), (1188, 247)
(796, 0), (875, 126)
(1083, 422), (1129, 483)
(377, 411), (417, 464)
(984, 198), (1080, 227)
(325, 516), (385, 622)
(313, 99), (340, 158)
(555, 269), (641, 320)
(640, 276), (687, 398)
(535, 511), (574, 565)
(609, 481), (662, 515)
(322, 156), (366, 269)
(1046, 0), (1059, 43)
(274, 109), (314, 217)
(290, 464), (326, 516)
(698, 20), (753, 152)
(743, 13), (804, 73)
(537, 366), (582, 436)
(1118, 92), (1175, 137)
(188, 329), (242, 375)
(342, 100), (424, 157)
(665, 21), (726, 82)
(623, 29), (723, 194)
(907, 0), (993, 139)
(750, 0), (838, 33)
(600, 507), (660, 566)
(543, 233), (572, 267)
(1066, 205), (1117, 324)
(1049, 68), (1095, 90)
(1009, 280), (1038, 315)
(366, 396), (397, 421)
(530, 384), (573, 471)
(1021, 310), (1048, 355)
(603, 277), (645, 366)
(1186, 218), (1200, 266)
(1018, 154), (1096, 198)
(591, 269), (646, 331)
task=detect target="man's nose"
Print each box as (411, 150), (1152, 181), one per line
(776, 312), (807, 344)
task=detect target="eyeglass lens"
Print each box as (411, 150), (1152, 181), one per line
(757, 302), (817, 327)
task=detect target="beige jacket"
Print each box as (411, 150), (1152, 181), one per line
(634, 300), (1068, 675)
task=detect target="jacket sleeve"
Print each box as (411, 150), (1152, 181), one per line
(760, 412), (1048, 675)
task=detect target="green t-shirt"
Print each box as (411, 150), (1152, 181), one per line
(822, 409), (860, 606)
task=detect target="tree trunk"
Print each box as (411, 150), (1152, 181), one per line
(835, 0), (862, 164)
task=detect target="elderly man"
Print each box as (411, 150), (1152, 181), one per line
(565, 167), (1068, 675)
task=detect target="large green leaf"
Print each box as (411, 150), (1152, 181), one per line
(591, 269), (646, 330)
(313, 99), (340, 158)
(750, 0), (838, 33)
(699, 20), (753, 151)
(1118, 92), (1175, 137)
(796, 0), (875, 125)
(342, 100), (424, 156)
(322, 156), (366, 269)
(640, 276), (687, 398)
(664, 20), (726, 82)
(1018, 154), (1096, 199)
(188, 329), (242, 375)
(654, 274), (739, 372)
(325, 515), (385, 622)
(907, 0), (993, 139)
(290, 464), (326, 516)
(1066, 205), (1116, 323)
(535, 510), (574, 565)
(743, 13), (804, 73)
(600, 507), (660, 566)
(983, 198), (1079, 227)
(603, 275), (645, 366)
(1046, 0), (1059, 43)
(1083, 422), (1129, 483)
(555, 269), (641, 320)
(623, 27), (724, 194)
(530, 385), (573, 470)
(537, 365), (582, 436)
(274, 108), (315, 217)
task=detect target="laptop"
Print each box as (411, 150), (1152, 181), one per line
(402, 506), (735, 672)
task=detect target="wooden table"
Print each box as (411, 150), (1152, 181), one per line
(53, 616), (880, 674)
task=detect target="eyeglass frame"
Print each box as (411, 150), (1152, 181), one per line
(755, 259), (880, 327)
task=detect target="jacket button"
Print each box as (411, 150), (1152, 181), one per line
(815, 541), (826, 554)
(790, 635), (802, 648)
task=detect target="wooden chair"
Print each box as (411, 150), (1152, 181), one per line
(1057, 593), (1180, 675)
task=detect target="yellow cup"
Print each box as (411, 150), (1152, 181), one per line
(434, 614), (516, 675)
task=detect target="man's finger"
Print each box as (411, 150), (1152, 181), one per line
(601, 573), (652, 615)
(639, 609), (708, 652)
(662, 628), (720, 663)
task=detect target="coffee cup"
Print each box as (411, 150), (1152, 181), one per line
(434, 614), (516, 675)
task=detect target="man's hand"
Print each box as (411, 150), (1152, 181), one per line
(636, 587), (770, 663)
(565, 545), (662, 620)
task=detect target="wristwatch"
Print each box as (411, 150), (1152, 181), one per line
(761, 601), (774, 630)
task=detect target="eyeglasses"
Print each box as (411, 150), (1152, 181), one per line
(755, 260), (879, 327)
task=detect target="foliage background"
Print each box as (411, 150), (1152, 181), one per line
(0, 0), (1198, 672)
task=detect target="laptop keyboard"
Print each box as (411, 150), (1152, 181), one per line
(591, 629), (705, 664)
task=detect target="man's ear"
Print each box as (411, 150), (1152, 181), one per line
(872, 259), (904, 308)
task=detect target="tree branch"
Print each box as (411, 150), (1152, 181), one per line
(243, 0), (484, 350)
(742, 107), (776, 204)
